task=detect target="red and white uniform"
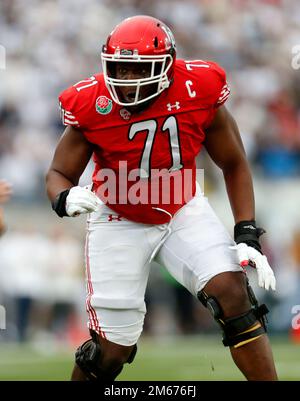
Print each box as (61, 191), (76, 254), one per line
(59, 59), (230, 224)
(59, 60), (241, 346)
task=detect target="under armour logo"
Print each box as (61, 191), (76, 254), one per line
(167, 102), (180, 111)
(108, 214), (122, 222)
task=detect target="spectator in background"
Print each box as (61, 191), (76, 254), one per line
(0, 180), (12, 236)
(0, 224), (84, 342)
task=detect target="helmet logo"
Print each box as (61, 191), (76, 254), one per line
(120, 49), (133, 55)
(96, 96), (113, 115)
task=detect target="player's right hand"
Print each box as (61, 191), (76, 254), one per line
(66, 186), (102, 217)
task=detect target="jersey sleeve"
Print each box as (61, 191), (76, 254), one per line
(58, 86), (81, 128)
(206, 61), (231, 108)
(197, 61), (231, 128)
(180, 59), (231, 110)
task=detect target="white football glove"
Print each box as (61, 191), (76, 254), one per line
(230, 242), (276, 291)
(66, 186), (102, 217)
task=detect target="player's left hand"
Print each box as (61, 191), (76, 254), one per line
(230, 242), (276, 291)
(230, 220), (276, 291)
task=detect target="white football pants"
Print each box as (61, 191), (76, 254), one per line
(85, 188), (242, 345)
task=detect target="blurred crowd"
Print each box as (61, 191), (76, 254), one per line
(0, 224), (85, 343)
(1, 0), (300, 343)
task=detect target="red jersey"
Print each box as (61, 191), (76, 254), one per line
(59, 59), (230, 224)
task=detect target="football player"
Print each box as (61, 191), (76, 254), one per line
(46, 15), (277, 381)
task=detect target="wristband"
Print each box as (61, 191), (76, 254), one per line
(234, 220), (265, 254)
(51, 189), (70, 217)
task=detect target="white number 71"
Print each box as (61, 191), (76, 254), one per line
(128, 116), (183, 178)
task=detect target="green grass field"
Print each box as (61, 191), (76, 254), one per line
(0, 335), (299, 381)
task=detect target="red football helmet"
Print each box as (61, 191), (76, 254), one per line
(101, 15), (176, 106)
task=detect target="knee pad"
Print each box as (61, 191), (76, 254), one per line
(75, 330), (137, 381)
(197, 280), (269, 348)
